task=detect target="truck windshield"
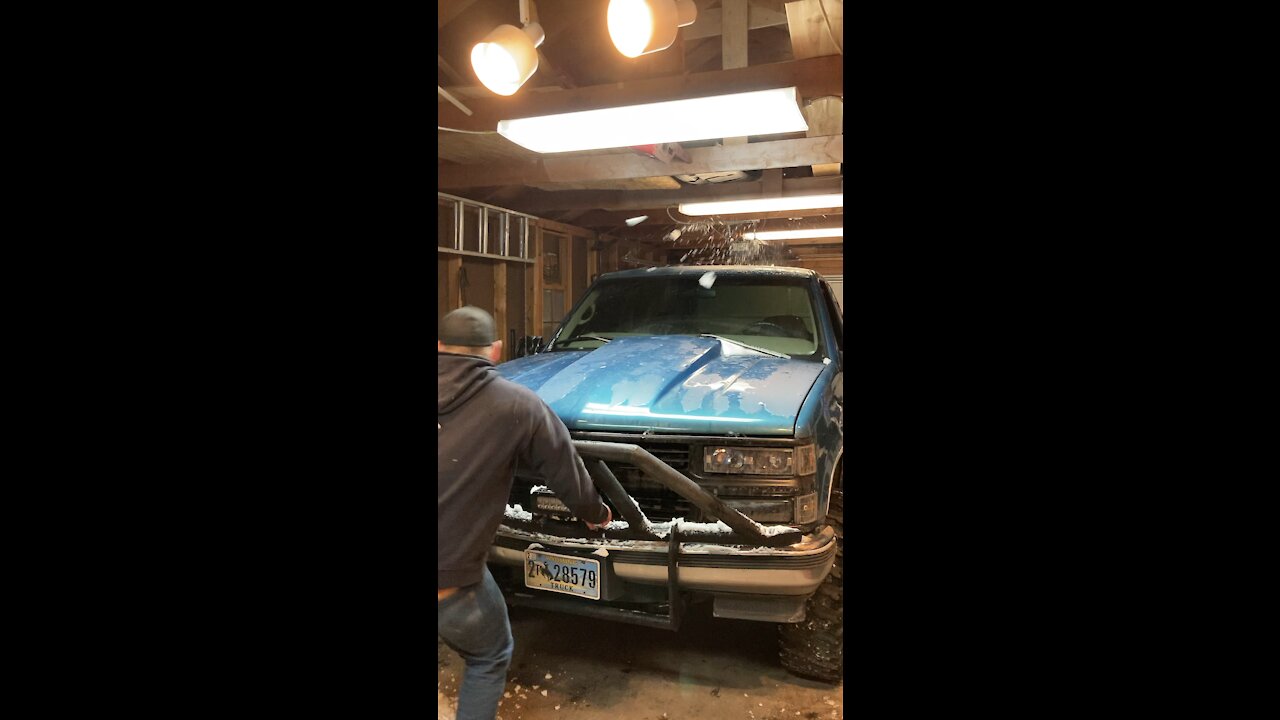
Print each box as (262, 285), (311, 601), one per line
(550, 274), (824, 360)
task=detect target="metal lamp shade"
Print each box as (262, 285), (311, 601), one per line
(471, 24), (542, 96)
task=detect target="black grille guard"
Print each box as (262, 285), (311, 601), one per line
(500, 440), (804, 547)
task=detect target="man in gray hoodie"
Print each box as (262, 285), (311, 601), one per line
(438, 306), (611, 720)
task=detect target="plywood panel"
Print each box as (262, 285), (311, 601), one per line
(506, 261), (526, 350)
(494, 261), (508, 361)
(438, 256), (452, 324)
(445, 256), (463, 312)
(461, 258), (495, 314)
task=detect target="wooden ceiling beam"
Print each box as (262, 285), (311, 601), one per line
(438, 135), (842, 189)
(438, 0), (482, 29)
(438, 55), (843, 131)
(576, 210), (841, 233)
(536, 48), (578, 89)
(496, 175), (843, 212)
(684, 1), (790, 40)
(785, 0), (842, 58)
(803, 96), (843, 176)
(438, 55), (469, 86)
(722, 0), (750, 146)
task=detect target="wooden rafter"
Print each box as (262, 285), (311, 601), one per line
(438, 55), (469, 86)
(684, 1), (789, 40)
(438, 0), (481, 29)
(803, 96), (843, 176)
(569, 208), (842, 231)
(536, 48), (577, 89)
(438, 136), (842, 189)
(491, 175), (843, 212)
(437, 56), (843, 131)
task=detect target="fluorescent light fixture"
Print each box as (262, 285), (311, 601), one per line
(679, 193), (843, 216)
(496, 87), (809, 153)
(608, 0), (698, 58)
(625, 215), (649, 226)
(743, 227), (843, 241)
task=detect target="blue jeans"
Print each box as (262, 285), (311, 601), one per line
(438, 565), (513, 720)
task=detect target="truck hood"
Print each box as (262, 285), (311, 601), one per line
(496, 336), (824, 436)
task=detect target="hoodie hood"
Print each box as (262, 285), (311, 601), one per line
(496, 336), (824, 436)
(438, 352), (499, 414)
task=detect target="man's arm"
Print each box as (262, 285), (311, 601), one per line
(522, 397), (610, 525)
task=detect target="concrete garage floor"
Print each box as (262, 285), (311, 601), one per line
(438, 600), (843, 720)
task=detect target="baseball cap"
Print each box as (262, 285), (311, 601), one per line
(440, 306), (497, 346)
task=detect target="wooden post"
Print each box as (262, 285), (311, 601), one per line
(446, 256), (463, 311)
(722, 0), (749, 146)
(494, 261), (508, 362)
(530, 226), (543, 342)
(587, 238), (598, 284)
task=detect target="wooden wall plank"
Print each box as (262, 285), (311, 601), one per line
(530, 229), (543, 342)
(445, 256), (463, 311)
(494, 262), (508, 361)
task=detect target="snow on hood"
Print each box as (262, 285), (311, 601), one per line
(496, 335), (823, 436)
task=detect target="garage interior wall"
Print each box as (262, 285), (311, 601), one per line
(438, 194), (641, 361)
(436, 196), (839, 351)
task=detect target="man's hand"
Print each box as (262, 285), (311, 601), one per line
(585, 504), (612, 530)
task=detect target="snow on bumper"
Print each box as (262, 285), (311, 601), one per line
(488, 523), (837, 596)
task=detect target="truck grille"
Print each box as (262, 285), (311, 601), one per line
(510, 440), (702, 523)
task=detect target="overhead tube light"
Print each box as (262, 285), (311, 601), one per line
(471, 0), (545, 96)
(608, 0), (698, 58)
(496, 87), (808, 153)
(679, 193), (844, 216)
(743, 228), (843, 241)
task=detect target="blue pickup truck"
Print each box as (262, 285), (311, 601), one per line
(489, 265), (844, 682)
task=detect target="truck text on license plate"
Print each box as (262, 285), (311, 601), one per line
(524, 550), (601, 600)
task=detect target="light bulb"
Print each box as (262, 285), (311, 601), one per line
(608, 0), (697, 58)
(608, 0), (656, 58)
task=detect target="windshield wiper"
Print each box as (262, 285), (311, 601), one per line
(553, 334), (611, 350)
(699, 334), (789, 359)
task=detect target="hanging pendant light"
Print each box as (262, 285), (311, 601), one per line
(608, 0), (697, 58)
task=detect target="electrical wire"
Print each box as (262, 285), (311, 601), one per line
(438, 126), (498, 134)
(665, 206), (695, 225)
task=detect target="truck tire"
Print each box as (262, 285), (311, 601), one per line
(778, 471), (843, 683)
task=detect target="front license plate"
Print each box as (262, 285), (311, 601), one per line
(524, 550), (601, 600)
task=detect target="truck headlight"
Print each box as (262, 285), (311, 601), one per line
(704, 447), (793, 475)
